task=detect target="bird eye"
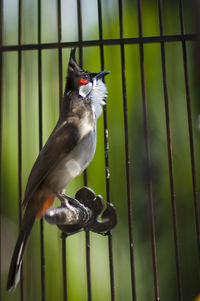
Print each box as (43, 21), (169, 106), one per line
(78, 78), (89, 85)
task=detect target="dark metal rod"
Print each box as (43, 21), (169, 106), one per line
(57, 0), (62, 43)
(1, 34), (196, 52)
(39, 219), (45, 301)
(107, 234), (115, 301)
(38, 3), (42, 149)
(136, 0), (159, 299)
(118, 1), (137, 300)
(85, 231), (92, 301)
(120, 31), (137, 301)
(18, 0), (22, 254)
(56, 2), (68, 300)
(97, 1), (115, 300)
(83, 170), (88, 186)
(18, 0), (24, 299)
(177, 0), (200, 276)
(62, 234), (68, 301)
(0, 0), (3, 299)
(77, 0), (83, 66)
(77, 0), (83, 47)
(76, 1), (92, 299)
(38, 0), (46, 300)
(57, 0), (63, 110)
(157, 0), (183, 300)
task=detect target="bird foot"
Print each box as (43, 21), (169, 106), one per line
(45, 187), (117, 235)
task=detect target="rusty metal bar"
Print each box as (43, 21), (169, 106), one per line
(118, 1), (137, 300)
(157, 0), (183, 300)
(97, 1), (116, 300)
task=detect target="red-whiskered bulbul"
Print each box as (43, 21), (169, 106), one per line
(7, 48), (109, 291)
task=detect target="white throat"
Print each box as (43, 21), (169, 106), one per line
(90, 78), (108, 119)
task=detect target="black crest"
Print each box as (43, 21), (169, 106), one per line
(64, 49), (96, 93)
(68, 48), (82, 76)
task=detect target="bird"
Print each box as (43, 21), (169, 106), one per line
(7, 48), (109, 291)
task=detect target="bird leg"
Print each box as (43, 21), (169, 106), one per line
(55, 192), (90, 216)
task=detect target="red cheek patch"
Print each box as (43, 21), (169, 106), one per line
(78, 78), (89, 85)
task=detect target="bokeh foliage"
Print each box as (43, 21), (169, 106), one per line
(1, 0), (200, 300)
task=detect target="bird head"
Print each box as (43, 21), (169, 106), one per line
(65, 49), (109, 117)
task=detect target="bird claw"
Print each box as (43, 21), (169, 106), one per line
(44, 186), (117, 235)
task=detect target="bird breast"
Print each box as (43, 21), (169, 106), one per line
(47, 112), (97, 192)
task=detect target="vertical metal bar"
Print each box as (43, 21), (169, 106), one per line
(57, 2), (68, 300)
(136, 0), (159, 300)
(38, 1), (46, 300)
(62, 233), (68, 301)
(97, 1), (116, 301)
(76, 1), (91, 300)
(18, 0), (24, 299)
(77, 0), (83, 67)
(157, 0), (183, 300)
(85, 230), (92, 301)
(118, 1), (137, 300)
(194, 0), (200, 107)
(37, 0), (42, 152)
(0, 0), (3, 298)
(18, 0), (22, 227)
(57, 0), (63, 110)
(177, 0), (200, 276)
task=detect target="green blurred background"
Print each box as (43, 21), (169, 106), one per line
(1, 0), (200, 300)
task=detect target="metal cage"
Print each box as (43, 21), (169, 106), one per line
(0, 0), (200, 301)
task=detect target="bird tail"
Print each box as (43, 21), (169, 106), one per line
(7, 213), (35, 291)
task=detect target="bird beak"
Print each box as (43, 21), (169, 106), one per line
(95, 70), (110, 80)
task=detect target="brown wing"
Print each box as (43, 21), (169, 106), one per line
(22, 117), (80, 208)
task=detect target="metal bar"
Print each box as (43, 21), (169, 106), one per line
(76, 0), (83, 107)
(0, 0), (3, 298)
(56, 2), (68, 299)
(18, 0), (24, 299)
(39, 219), (45, 301)
(157, 0), (183, 300)
(177, 0), (200, 277)
(136, 0), (159, 299)
(57, 0), (63, 110)
(18, 0), (22, 226)
(62, 234), (68, 301)
(57, 0), (62, 43)
(76, 1), (92, 300)
(37, 1), (46, 300)
(77, 0), (83, 66)
(0, 34), (196, 52)
(38, 0), (42, 146)
(97, 1), (115, 301)
(118, 1), (137, 300)
(85, 230), (92, 301)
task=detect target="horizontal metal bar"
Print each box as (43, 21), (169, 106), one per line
(0, 34), (196, 52)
